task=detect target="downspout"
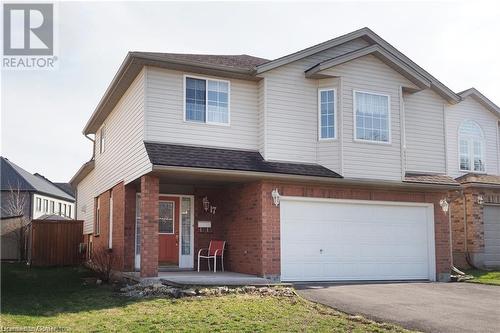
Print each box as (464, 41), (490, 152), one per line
(85, 133), (95, 158)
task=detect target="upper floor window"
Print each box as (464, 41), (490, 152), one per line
(318, 88), (336, 139)
(43, 199), (48, 213)
(99, 126), (106, 154)
(36, 197), (41, 211)
(185, 76), (229, 125)
(459, 120), (485, 172)
(50, 201), (55, 214)
(354, 91), (390, 143)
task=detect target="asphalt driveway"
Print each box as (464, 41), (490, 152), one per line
(296, 282), (500, 333)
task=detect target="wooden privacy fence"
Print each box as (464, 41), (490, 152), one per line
(27, 219), (84, 266)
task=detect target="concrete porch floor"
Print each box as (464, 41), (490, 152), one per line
(123, 271), (275, 286)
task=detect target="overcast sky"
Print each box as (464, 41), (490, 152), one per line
(1, 1), (499, 182)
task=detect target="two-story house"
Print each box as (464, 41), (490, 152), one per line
(71, 28), (499, 282)
(446, 89), (500, 269)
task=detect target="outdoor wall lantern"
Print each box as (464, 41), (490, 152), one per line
(477, 195), (484, 206)
(202, 196), (210, 212)
(439, 198), (449, 213)
(202, 196), (217, 215)
(271, 188), (281, 207)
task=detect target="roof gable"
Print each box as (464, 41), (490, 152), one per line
(458, 88), (500, 117)
(305, 45), (431, 90)
(0, 157), (74, 201)
(256, 27), (460, 103)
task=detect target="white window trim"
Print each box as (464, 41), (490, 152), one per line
(36, 198), (41, 211)
(318, 87), (337, 141)
(183, 74), (231, 127)
(159, 200), (175, 235)
(352, 89), (392, 145)
(458, 120), (486, 174)
(99, 126), (106, 154)
(95, 197), (100, 236)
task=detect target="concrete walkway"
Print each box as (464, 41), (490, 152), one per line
(296, 282), (500, 333)
(124, 271), (274, 286)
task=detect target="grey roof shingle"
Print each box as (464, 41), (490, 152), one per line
(133, 52), (269, 71)
(145, 142), (342, 179)
(54, 182), (75, 197)
(404, 173), (460, 186)
(0, 157), (75, 201)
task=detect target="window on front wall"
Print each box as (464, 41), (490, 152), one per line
(159, 201), (174, 234)
(43, 199), (48, 213)
(50, 201), (55, 214)
(36, 197), (41, 211)
(185, 77), (229, 125)
(354, 91), (390, 143)
(319, 89), (336, 139)
(459, 120), (485, 172)
(99, 126), (106, 154)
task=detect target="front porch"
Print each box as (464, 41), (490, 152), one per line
(127, 171), (272, 279)
(123, 270), (274, 286)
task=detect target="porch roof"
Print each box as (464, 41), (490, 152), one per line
(144, 142), (342, 179)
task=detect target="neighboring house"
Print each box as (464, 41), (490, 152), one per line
(1, 157), (76, 260)
(1, 157), (76, 220)
(447, 89), (500, 269)
(70, 27), (499, 282)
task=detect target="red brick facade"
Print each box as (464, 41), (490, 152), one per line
(451, 186), (500, 268)
(258, 181), (451, 280)
(86, 182), (135, 271)
(86, 175), (452, 281)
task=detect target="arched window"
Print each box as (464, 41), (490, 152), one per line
(459, 120), (485, 172)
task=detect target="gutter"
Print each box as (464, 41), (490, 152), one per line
(152, 164), (461, 190)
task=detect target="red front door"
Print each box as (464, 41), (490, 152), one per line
(158, 196), (180, 265)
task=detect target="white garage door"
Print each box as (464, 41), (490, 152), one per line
(484, 205), (500, 268)
(280, 198), (436, 282)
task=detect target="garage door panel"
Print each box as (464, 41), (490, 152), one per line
(484, 206), (500, 268)
(280, 199), (434, 281)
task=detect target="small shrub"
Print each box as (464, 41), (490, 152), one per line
(87, 248), (119, 283)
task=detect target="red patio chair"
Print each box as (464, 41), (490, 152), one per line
(197, 240), (226, 272)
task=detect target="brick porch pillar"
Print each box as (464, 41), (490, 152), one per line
(123, 183), (137, 272)
(140, 175), (159, 277)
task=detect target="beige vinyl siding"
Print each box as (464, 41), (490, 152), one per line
(404, 89), (447, 173)
(145, 67), (259, 151)
(261, 38), (370, 164)
(446, 97), (500, 178)
(78, 68), (150, 234)
(320, 54), (418, 181)
(258, 78), (266, 156)
(77, 169), (96, 234)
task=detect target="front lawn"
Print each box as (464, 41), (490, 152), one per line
(465, 269), (500, 286)
(1, 263), (410, 332)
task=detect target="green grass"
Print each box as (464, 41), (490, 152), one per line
(1, 263), (410, 332)
(465, 269), (500, 286)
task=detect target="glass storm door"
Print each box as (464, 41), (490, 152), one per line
(179, 196), (194, 268)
